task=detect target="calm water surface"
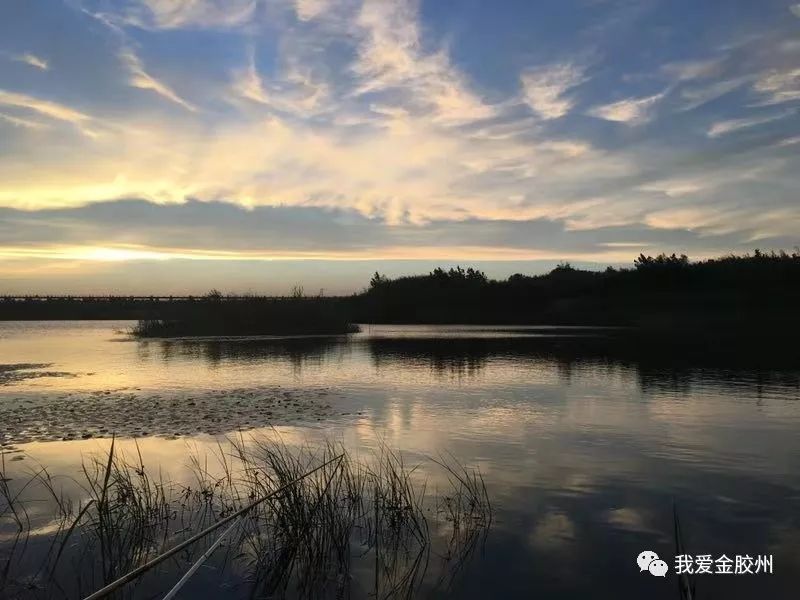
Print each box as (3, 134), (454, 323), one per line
(1, 321), (799, 598)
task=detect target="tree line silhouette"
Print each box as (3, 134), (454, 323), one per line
(354, 250), (800, 330)
(1, 251), (798, 336)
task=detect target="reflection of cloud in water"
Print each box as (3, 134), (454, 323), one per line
(529, 511), (576, 550)
(605, 507), (654, 533)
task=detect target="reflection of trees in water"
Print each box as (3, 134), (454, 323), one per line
(596, 336), (800, 395)
(636, 366), (694, 395)
(366, 334), (800, 395)
(144, 337), (351, 375)
(635, 365), (800, 398)
(368, 338), (489, 380)
(366, 336), (620, 384)
(139, 332), (800, 397)
(135, 340), (152, 361)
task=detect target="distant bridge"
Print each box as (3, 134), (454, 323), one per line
(0, 295), (293, 302)
(0, 294), (347, 320)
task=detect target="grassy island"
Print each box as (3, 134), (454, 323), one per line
(131, 291), (358, 338)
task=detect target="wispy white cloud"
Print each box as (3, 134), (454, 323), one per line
(352, 0), (431, 92)
(678, 76), (750, 111)
(776, 135), (800, 147)
(639, 160), (787, 229)
(781, 39), (800, 53)
(231, 46), (330, 115)
(645, 202), (800, 240)
(707, 109), (794, 137)
(295, 0), (332, 21)
(83, 4), (201, 113)
(753, 67), (800, 105)
(0, 89), (90, 124)
(120, 48), (197, 112)
(0, 90), (99, 138)
(107, 0), (258, 30)
(637, 157), (784, 201)
(0, 111), (47, 129)
(790, 4), (800, 18)
(587, 92), (665, 124)
(10, 53), (49, 71)
(662, 57), (723, 82)
(520, 63), (585, 120)
(232, 47), (271, 105)
(351, 0), (495, 125)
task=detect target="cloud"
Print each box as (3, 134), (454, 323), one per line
(790, 4), (800, 18)
(0, 89), (90, 124)
(231, 46), (330, 115)
(119, 48), (198, 111)
(662, 57), (722, 82)
(637, 158), (782, 200)
(776, 135), (800, 147)
(232, 47), (271, 105)
(666, 32), (800, 112)
(352, 0), (431, 91)
(5, 82), (782, 244)
(100, 0), (258, 30)
(521, 63), (585, 120)
(678, 76), (750, 111)
(351, 0), (495, 125)
(753, 68), (800, 105)
(639, 178), (704, 198)
(638, 158), (799, 239)
(780, 39), (800, 53)
(707, 109), (794, 137)
(2, 0), (799, 274)
(0, 198), (764, 265)
(295, 0), (331, 21)
(587, 92), (665, 124)
(0, 112), (47, 129)
(644, 204), (798, 239)
(10, 53), (49, 71)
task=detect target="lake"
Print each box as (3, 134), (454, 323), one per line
(1, 321), (799, 598)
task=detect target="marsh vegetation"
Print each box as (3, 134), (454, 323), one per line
(4, 252), (798, 342)
(0, 436), (491, 599)
(131, 292), (359, 338)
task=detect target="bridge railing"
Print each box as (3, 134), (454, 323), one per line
(0, 295), (331, 302)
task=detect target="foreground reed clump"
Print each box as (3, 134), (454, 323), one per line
(0, 436), (491, 599)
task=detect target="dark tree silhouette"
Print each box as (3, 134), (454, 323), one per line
(2, 252), (798, 338)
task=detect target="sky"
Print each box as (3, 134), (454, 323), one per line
(0, 0), (799, 294)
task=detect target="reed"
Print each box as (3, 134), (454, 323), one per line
(0, 436), (491, 599)
(131, 295), (359, 338)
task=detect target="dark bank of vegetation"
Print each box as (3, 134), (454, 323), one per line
(354, 250), (800, 334)
(2, 251), (798, 338)
(131, 289), (359, 337)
